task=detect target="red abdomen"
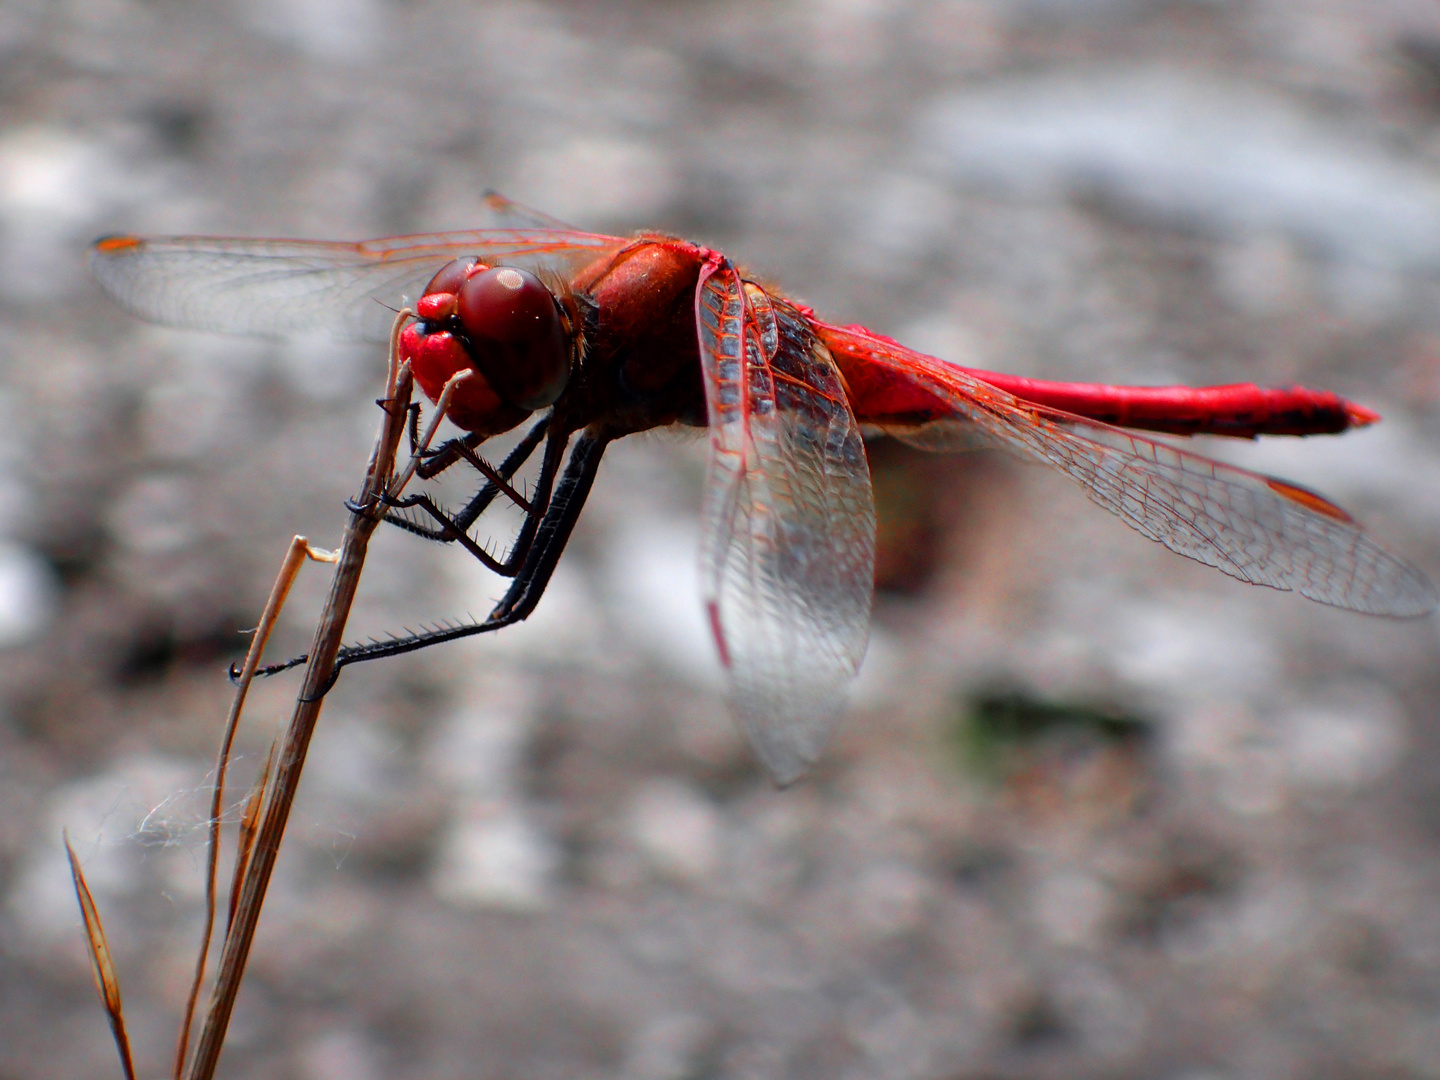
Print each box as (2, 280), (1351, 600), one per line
(961, 373), (1375, 437)
(819, 321), (1378, 439)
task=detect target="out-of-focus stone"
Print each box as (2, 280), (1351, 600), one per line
(622, 1012), (714, 1080)
(430, 804), (560, 912)
(852, 859), (932, 938)
(1280, 683), (1406, 792)
(1032, 869), (1111, 948)
(0, 542), (56, 648)
(297, 1028), (381, 1080)
(627, 778), (721, 884)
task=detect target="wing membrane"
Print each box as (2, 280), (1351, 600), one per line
(697, 264), (877, 783)
(90, 228), (625, 342)
(825, 324), (1437, 617)
(479, 191), (584, 232)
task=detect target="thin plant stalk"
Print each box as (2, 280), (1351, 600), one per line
(184, 310), (417, 1080)
(172, 535), (338, 1080)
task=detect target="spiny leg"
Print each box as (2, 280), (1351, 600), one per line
(382, 415), (549, 542)
(405, 401), (423, 457)
(379, 421), (564, 578)
(250, 430), (608, 681)
(379, 492), (518, 574)
(411, 409), (542, 484)
(449, 441), (535, 515)
(250, 432), (604, 685)
(485, 430), (606, 625)
(415, 431), (482, 480)
(458, 420), (570, 581)
(382, 417), (562, 567)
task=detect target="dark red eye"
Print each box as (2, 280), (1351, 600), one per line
(423, 257), (479, 298)
(416, 258), (482, 321)
(455, 266), (570, 411)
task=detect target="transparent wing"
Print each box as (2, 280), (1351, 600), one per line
(697, 263), (877, 784)
(479, 190), (584, 232)
(90, 228), (626, 342)
(824, 324), (1437, 617)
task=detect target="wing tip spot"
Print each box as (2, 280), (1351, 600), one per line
(93, 234), (145, 255)
(1265, 477), (1354, 522)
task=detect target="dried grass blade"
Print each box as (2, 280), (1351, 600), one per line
(228, 739), (277, 933)
(65, 832), (138, 1080)
(174, 535), (337, 1080)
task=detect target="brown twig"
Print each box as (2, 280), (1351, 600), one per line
(184, 309), (417, 1080)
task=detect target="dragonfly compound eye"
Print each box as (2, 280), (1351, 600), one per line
(416, 257), (481, 321)
(456, 266), (571, 411)
(424, 256), (480, 299)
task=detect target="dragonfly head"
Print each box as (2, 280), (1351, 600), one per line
(403, 257), (577, 431)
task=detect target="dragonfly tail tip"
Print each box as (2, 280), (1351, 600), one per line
(1345, 401), (1383, 428)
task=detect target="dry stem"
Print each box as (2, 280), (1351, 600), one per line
(173, 535), (338, 1079)
(183, 310), (416, 1080)
(72, 309), (427, 1080)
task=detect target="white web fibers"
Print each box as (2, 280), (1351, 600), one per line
(7, 753), (258, 941)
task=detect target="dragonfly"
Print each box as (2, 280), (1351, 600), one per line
(90, 195), (1437, 783)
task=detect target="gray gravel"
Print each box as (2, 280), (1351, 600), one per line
(4, 1), (1440, 1078)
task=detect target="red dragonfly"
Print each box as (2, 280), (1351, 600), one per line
(91, 196), (1436, 782)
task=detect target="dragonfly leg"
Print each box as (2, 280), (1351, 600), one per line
(449, 441), (535, 515)
(380, 416), (549, 540)
(413, 432), (483, 481)
(483, 430), (605, 623)
(406, 401), (423, 457)
(379, 422), (562, 576)
(245, 430), (607, 681)
(378, 492), (516, 574)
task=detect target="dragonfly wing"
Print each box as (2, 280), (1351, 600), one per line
(1015, 415), (1438, 615)
(696, 263), (877, 784)
(832, 327), (1437, 616)
(479, 191), (584, 232)
(90, 229), (625, 342)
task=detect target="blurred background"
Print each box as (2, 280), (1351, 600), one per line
(4, 0), (1440, 1077)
